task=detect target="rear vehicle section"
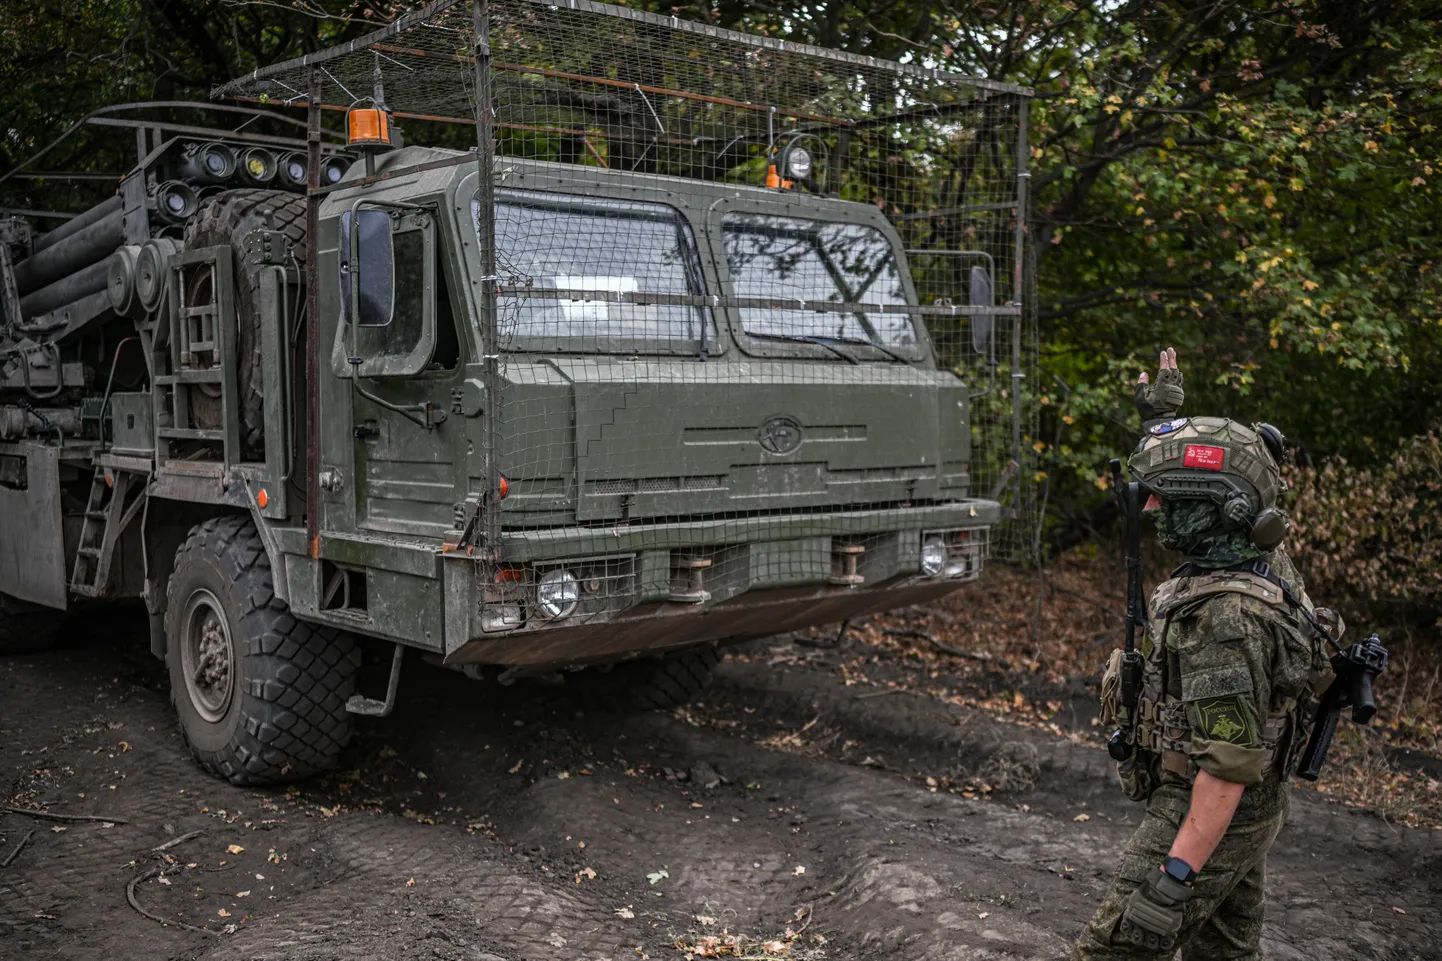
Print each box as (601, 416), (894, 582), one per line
(0, 0), (1033, 783)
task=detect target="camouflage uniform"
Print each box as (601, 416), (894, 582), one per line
(1074, 545), (1325, 960)
(1075, 405), (1333, 960)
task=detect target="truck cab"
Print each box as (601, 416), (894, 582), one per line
(297, 147), (995, 671)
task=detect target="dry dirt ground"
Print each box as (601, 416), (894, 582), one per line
(2, 611), (1439, 961)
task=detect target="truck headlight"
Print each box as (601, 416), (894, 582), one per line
(920, 535), (947, 577)
(537, 569), (580, 620)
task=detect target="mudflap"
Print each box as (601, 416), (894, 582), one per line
(0, 442), (68, 610)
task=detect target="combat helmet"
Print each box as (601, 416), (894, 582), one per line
(1128, 417), (1290, 549)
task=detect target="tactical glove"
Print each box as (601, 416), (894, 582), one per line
(1117, 868), (1193, 952)
(1135, 366), (1185, 432)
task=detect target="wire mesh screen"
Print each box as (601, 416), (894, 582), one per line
(216, 0), (1036, 652)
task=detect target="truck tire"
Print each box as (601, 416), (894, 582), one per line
(0, 593), (64, 656)
(183, 189), (307, 450)
(571, 646), (723, 712)
(165, 515), (359, 784)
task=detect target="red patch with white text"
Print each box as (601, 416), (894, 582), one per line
(1183, 445), (1226, 470)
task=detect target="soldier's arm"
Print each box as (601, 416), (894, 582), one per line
(1167, 769), (1244, 871)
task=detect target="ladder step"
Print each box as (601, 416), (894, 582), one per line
(86, 510), (107, 520)
(157, 427), (225, 441)
(156, 370), (223, 385)
(77, 546), (100, 557)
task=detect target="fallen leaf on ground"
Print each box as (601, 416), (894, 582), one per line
(646, 869), (669, 885)
(615, 906), (635, 919)
(978, 911), (989, 919)
(406, 878), (416, 887)
(508, 759), (524, 775)
(226, 844), (244, 854)
(236, 890), (250, 897)
(762, 940), (789, 955)
(695, 914), (716, 925)
(217, 909), (231, 918)
(1073, 813), (1091, 823)
(793, 865), (806, 875)
(575, 867), (597, 882)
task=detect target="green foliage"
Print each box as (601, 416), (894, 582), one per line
(5, 0), (1440, 561)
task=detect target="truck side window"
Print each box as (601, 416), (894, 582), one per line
(332, 210), (437, 377)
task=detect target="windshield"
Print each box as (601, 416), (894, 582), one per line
(477, 189), (715, 346)
(722, 213), (916, 349)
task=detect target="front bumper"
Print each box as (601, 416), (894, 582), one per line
(441, 499), (997, 667)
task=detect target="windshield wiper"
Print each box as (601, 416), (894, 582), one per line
(813, 334), (912, 364)
(746, 332), (860, 364)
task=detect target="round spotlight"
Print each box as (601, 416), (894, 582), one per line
(536, 569), (580, 620)
(783, 146), (813, 180)
(154, 180), (199, 223)
(279, 152), (308, 188)
(920, 535), (947, 577)
(239, 147), (277, 185)
(321, 156), (351, 185)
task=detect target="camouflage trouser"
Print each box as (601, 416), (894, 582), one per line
(1073, 783), (1288, 960)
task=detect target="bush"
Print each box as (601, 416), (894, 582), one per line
(1287, 429), (1442, 618)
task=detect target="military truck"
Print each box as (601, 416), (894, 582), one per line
(0, 0), (1031, 783)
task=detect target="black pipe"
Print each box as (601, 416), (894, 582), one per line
(31, 194), (121, 254)
(18, 258), (110, 318)
(13, 207), (125, 293)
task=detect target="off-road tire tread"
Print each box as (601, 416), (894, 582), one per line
(577, 647), (723, 712)
(0, 595), (64, 656)
(168, 515), (358, 784)
(184, 189), (308, 449)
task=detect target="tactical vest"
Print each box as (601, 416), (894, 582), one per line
(1132, 564), (1322, 780)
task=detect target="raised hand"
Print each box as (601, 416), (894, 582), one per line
(1135, 347), (1184, 431)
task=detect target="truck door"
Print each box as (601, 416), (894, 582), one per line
(327, 204), (465, 537)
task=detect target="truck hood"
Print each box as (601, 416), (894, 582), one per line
(497, 359), (971, 523)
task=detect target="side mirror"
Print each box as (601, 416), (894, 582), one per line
(969, 265), (993, 354)
(339, 208), (395, 329)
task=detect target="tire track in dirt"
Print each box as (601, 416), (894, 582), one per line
(4, 631), (1440, 960)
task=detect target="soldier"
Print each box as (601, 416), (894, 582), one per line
(1073, 347), (1338, 960)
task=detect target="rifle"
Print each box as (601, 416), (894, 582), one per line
(1296, 633), (1388, 781)
(1107, 457), (1147, 762)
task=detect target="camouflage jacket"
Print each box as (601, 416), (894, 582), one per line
(1139, 547), (1329, 797)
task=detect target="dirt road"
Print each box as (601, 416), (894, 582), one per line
(2, 618), (1438, 960)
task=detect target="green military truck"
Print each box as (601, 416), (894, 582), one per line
(0, 0), (1030, 783)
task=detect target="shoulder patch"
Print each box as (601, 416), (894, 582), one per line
(1150, 417), (1189, 436)
(1195, 696), (1259, 747)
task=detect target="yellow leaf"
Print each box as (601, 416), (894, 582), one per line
(226, 845), (244, 855)
(1073, 813), (1091, 822)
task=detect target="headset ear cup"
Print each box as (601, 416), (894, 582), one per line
(1256, 423), (1287, 464)
(1252, 508), (1290, 550)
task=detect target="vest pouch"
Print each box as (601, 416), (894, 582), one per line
(1115, 749), (1158, 802)
(1100, 648), (1123, 728)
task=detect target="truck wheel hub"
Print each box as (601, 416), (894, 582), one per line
(181, 589), (235, 722)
